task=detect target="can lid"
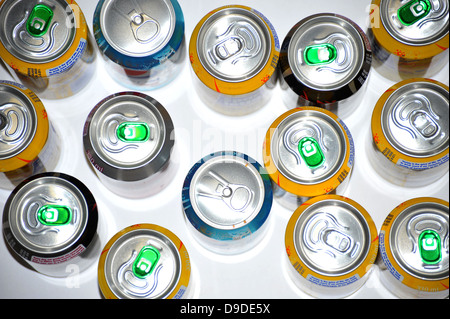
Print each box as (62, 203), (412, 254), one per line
(83, 92), (174, 182)
(374, 79), (449, 160)
(0, 0), (76, 64)
(98, 224), (190, 299)
(380, 0), (448, 46)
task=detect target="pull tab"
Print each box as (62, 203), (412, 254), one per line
(397, 0), (432, 26)
(116, 122), (151, 143)
(128, 9), (160, 44)
(304, 44), (337, 66)
(410, 111), (438, 138)
(132, 246), (161, 279)
(26, 4), (54, 37)
(37, 205), (72, 226)
(419, 230), (442, 265)
(298, 137), (325, 169)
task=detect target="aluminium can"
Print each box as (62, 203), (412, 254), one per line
(0, 80), (60, 190)
(182, 151), (273, 254)
(93, 0), (185, 90)
(189, 5), (280, 116)
(369, 0), (449, 81)
(377, 197), (449, 299)
(83, 91), (175, 199)
(279, 13), (372, 119)
(285, 195), (379, 299)
(2, 172), (99, 277)
(0, 0), (96, 99)
(370, 78), (449, 187)
(98, 223), (192, 299)
(263, 107), (355, 211)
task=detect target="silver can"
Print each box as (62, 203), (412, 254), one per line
(279, 13), (372, 119)
(93, 0), (185, 90)
(189, 5), (280, 116)
(263, 107), (355, 211)
(2, 172), (99, 277)
(182, 151), (273, 254)
(369, 78), (449, 187)
(83, 91), (175, 199)
(0, 80), (60, 189)
(0, 0), (96, 99)
(377, 197), (449, 299)
(369, 0), (449, 81)
(285, 195), (379, 299)
(98, 224), (192, 299)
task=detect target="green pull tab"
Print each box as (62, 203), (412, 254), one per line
(37, 205), (72, 226)
(419, 230), (441, 265)
(299, 137), (325, 168)
(304, 44), (337, 66)
(397, 0), (431, 26)
(117, 122), (150, 143)
(26, 4), (54, 37)
(133, 246), (161, 279)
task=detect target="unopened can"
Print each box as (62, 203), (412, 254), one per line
(0, 80), (60, 189)
(0, 0), (96, 99)
(182, 151), (273, 254)
(378, 197), (449, 299)
(263, 107), (355, 210)
(279, 13), (372, 119)
(189, 5), (280, 116)
(285, 195), (378, 299)
(98, 224), (192, 299)
(83, 91), (175, 198)
(2, 172), (99, 277)
(370, 78), (448, 187)
(93, 0), (185, 90)
(369, 0), (449, 81)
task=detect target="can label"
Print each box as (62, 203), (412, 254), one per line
(47, 38), (87, 76)
(31, 244), (86, 265)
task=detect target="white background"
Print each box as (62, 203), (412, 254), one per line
(0, 0), (448, 299)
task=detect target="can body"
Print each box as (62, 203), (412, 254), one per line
(83, 91), (175, 198)
(2, 172), (99, 277)
(189, 5), (280, 116)
(0, 0), (96, 99)
(0, 81), (60, 189)
(98, 224), (192, 299)
(263, 107), (355, 211)
(377, 197), (449, 299)
(285, 195), (379, 298)
(369, 0), (449, 81)
(279, 13), (372, 119)
(93, 0), (185, 90)
(370, 78), (449, 187)
(182, 151), (273, 254)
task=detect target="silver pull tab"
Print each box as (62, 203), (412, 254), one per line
(128, 9), (160, 44)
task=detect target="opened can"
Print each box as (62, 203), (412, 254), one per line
(285, 195), (378, 298)
(2, 172), (99, 277)
(93, 0), (185, 90)
(370, 78), (448, 187)
(279, 13), (372, 119)
(369, 0), (449, 81)
(98, 223), (192, 299)
(378, 197), (449, 299)
(0, 0), (96, 99)
(83, 91), (175, 198)
(0, 80), (60, 189)
(189, 5), (280, 116)
(182, 151), (273, 254)
(263, 107), (355, 210)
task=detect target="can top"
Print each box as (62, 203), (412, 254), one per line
(286, 14), (366, 91)
(196, 6), (272, 83)
(0, 0), (77, 63)
(0, 82), (37, 160)
(386, 198), (448, 281)
(380, 80), (448, 158)
(4, 174), (91, 256)
(98, 0), (176, 58)
(380, 0), (449, 46)
(100, 226), (187, 299)
(288, 196), (375, 277)
(83, 92), (174, 182)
